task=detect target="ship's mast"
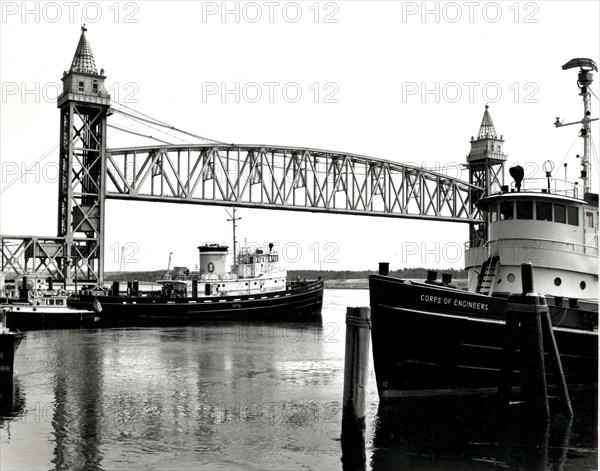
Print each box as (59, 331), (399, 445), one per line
(226, 208), (242, 263)
(555, 58), (598, 195)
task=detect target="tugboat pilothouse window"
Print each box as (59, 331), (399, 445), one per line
(567, 206), (579, 226)
(554, 204), (566, 223)
(491, 204), (499, 222)
(536, 201), (553, 221)
(499, 201), (514, 220)
(517, 201), (533, 219)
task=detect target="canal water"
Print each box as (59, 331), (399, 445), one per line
(1, 289), (597, 470)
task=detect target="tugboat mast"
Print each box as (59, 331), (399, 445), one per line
(555, 58), (599, 195)
(226, 208), (242, 263)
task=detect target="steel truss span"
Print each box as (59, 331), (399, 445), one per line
(1, 235), (98, 281)
(105, 144), (481, 223)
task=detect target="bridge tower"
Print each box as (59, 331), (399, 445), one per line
(57, 26), (110, 285)
(465, 105), (506, 247)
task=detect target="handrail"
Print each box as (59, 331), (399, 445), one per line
(509, 178), (580, 198)
(466, 236), (598, 253)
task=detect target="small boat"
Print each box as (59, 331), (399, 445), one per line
(370, 58), (598, 400)
(1, 277), (97, 330)
(67, 242), (324, 326)
(0, 308), (25, 378)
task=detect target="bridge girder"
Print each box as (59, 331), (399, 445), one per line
(106, 144), (482, 223)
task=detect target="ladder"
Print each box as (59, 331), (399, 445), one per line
(477, 256), (500, 295)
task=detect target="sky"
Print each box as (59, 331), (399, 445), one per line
(1, 1), (599, 274)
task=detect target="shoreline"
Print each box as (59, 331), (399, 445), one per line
(324, 278), (469, 289)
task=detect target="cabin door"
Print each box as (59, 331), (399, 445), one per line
(584, 210), (597, 252)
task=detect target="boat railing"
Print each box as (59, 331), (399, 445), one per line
(465, 236), (598, 259)
(510, 178), (580, 198)
(486, 237), (598, 257)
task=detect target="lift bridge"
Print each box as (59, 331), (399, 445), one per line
(1, 28), (505, 286)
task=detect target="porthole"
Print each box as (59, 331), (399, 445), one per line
(580, 281), (586, 290)
(507, 273), (515, 283)
(554, 277), (562, 286)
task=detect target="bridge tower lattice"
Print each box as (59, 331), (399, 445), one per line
(465, 105), (506, 247)
(56, 25), (110, 284)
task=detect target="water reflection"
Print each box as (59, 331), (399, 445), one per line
(5, 320), (333, 470)
(48, 330), (105, 471)
(370, 392), (597, 470)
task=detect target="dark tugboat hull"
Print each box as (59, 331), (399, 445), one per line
(0, 332), (25, 377)
(67, 280), (324, 327)
(369, 275), (598, 400)
(3, 306), (99, 331)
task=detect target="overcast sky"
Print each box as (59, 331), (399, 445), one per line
(1, 1), (599, 273)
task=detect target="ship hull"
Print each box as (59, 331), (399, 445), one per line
(2, 301), (97, 331)
(369, 275), (598, 400)
(66, 280), (324, 327)
(0, 332), (25, 377)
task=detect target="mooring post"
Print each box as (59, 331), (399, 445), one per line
(378, 262), (389, 276)
(341, 306), (371, 469)
(498, 262), (550, 421)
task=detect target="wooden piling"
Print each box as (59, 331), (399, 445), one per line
(341, 306), (370, 470)
(497, 262), (572, 420)
(342, 307), (371, 433)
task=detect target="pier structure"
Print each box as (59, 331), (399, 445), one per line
(1, 28), (496, 287)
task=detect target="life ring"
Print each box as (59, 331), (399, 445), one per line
(208, 262), (215, 273)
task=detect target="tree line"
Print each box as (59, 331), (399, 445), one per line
(104, 267), (467, 282)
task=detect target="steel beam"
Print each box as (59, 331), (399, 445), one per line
(105, 145), (481, 223)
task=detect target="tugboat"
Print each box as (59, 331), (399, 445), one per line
(1, 276), (96, 330)
(369, 58), (598, 400)
(67, 235), (324, 325)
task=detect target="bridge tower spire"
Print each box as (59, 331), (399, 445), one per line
(57, 26), (111, 285)
(466, 105), (507, 247)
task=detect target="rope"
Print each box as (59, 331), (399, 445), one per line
(107, 123), (173, 145)
(111, 101), (227, 145)
(111, 108), (193, 144)
(0, 144), (59, 194)
(346, 311), (371, 328)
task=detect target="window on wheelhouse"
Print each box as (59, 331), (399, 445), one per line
(567, 206), (579, 226)
(499, 201), (514, 220)
(554, 204), (566, 223)
(490, 204), (499, 222)
(536, 201), (553, 221)
(517, 201), (533, 219)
